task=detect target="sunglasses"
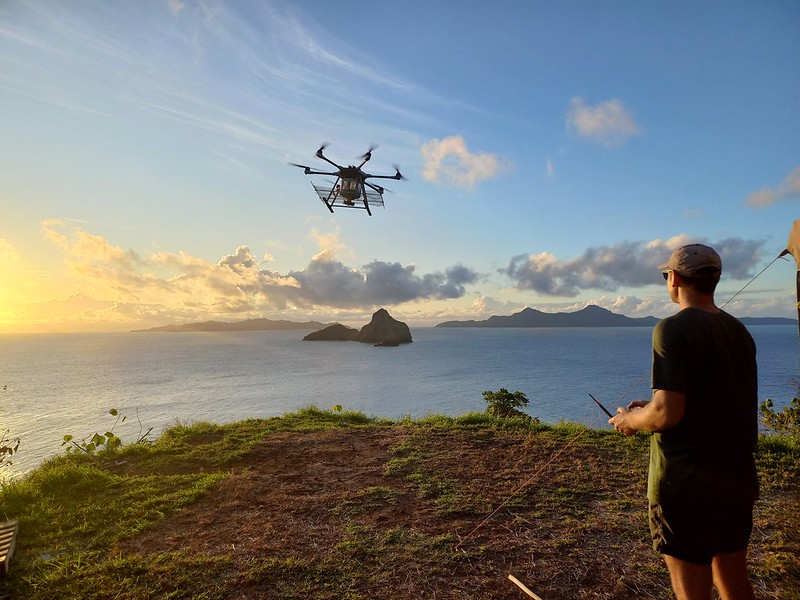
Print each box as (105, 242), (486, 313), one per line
(662, 271), (670, 280)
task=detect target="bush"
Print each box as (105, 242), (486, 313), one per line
(482, 388), (537, 422)
(760, 397), (800, 437)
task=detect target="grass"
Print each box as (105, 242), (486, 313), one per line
(0, 406), (797, 599)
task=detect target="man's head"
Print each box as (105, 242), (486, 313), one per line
(659, 244), (721, 294)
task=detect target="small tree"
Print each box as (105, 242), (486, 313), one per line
(760, 397), (800, 437)
(483, 388), (535, 421)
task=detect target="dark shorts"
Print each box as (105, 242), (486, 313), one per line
(649, 498), (754, 565)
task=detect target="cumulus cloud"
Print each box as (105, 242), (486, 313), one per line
(290, 259), (478, 307)
(501, 236), (765, 297)
(745, 166), (800, 207)
(566, 97), (641, 148)
(420, 135), (504, 189)
(38, 221), (478, 325)
(471, 295), (528, 315)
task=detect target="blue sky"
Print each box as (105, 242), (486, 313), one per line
(1, 0), (798, 332)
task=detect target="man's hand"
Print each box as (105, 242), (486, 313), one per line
(608, 391), (685, 434)
(609, 407), (638, 436)
(627, 400), (650, 410)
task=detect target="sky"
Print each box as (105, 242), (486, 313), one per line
(1, 0), (799, 333)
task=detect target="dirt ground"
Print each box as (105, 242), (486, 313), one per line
(120, 426), (791, 599)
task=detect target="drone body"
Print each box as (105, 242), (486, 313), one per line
(291, 145), (404, 216)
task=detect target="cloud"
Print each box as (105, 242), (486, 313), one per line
(501, 236), (765, 297)
(471, 295), (528, 315)
(546, 157), (554, 178)
(746, 166), (800, 207)
(290, 259), (478, 307)
(37, 222), (478, 325)
(421, 136), (504, 189)
(165, 0), (186, 16)
(566, 97), (642, 148)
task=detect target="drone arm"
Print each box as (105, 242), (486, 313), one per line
(315, 148), (344, 170)
(357, 153), (371, 170)
(364, 181), (385, 195)
(303, 168), (339, 176)
(364, 173), (403, 181)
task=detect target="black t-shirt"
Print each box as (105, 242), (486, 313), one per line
(648, 308), (759, 506)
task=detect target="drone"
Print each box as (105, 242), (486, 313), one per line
(290, 144), (405, 216)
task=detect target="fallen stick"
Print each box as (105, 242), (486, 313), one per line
(508, 574), (544, 600)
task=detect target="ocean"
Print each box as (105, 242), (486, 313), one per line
(1, 325), (798, 477)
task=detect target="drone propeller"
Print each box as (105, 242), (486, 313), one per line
(289, 162), (313, 174)
(393, 165), (406, 180)
(359, 144), (378, 162)
(316, 143), (329, 158)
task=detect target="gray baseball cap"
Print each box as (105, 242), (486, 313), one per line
(658, 244), (722, 277)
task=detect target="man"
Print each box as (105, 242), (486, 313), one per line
(610, 244), (758, 600)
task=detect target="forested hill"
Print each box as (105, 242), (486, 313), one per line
(436, 305), (797, 328)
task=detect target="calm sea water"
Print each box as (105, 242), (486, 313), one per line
(1, 326), (797, 477)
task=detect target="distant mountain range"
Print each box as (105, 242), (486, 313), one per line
(435, 305), (797, 328)
(132, 318), (330, 333)
(131, 308), (797, 332)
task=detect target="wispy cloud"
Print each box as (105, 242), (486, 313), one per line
(420, 135), (506, 190)
(566, 97), (642, 148)
(0, 0), (449, 169)
(746, 166), (800, 207)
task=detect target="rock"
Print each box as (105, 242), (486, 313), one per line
(356, 309), (412, 345)
(302, 323), (359, 341)
(302, 309), (412, 345)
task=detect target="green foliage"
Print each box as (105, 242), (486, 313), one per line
(0, 429), (20, 468)
(760, 397), (800, 437)
(482, 387), (538, 422)
(61, 408), (152, 455)
(1, 384), (20, 468)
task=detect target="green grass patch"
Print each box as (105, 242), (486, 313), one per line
(0, 408), (797, 599)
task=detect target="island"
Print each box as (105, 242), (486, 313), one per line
(436, 305), (658, 328)
(303, 308), (412, 346)
(436, 305), (798, 328)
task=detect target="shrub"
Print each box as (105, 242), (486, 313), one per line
(62, 408), (152, 455)
(482, 388), (537, 422)
(1, 429), (20, 468)
(1, 385), (19, 468)
(760, 397), (800, 437)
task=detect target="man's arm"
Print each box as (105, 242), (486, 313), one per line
(609, 389), (686, 436)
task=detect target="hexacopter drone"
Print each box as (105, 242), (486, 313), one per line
(291, 144), (405, 216)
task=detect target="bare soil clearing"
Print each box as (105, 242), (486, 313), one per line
(118, 426), (795, 599)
